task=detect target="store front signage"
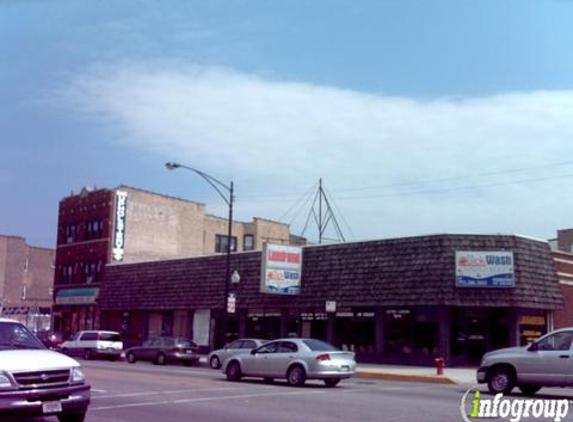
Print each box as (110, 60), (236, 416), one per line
(519, 315), (546, 326)
(325, 301), (337, 313)
(386, 309), (411, 319)
(112, 190), (128, 261)
(456, 251), (515, 288)
(55, 288), (99, 305)
(261, 243), (302, 295)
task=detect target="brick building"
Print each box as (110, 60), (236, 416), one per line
(99, 234), (563, 365)
(549, 228), (573, 329)
(0, 235), (54, 331)
(53, 186), (297, 336)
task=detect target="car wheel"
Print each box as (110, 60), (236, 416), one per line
(324, 378), (340, 388)
(210, 355), (221, 369)
(61, 347), (69, 355)
(155, 353), (166, 365)
(57, 411), (87, 422)
(488, 367), (515, 395)
(83, 349), (92, 360)
(287, 365), (306, 387)
(226, 361), (242, 381)
(127, 352), (137, 364)
(518, 384), (542, 396)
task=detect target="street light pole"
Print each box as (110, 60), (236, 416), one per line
(165, 161), (235, 347)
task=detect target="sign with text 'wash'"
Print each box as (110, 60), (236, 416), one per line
(456, 251), (514, 288)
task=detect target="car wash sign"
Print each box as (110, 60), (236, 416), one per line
(112, 190), (128, 261)
(456, 251), (515, 288)
(261, 244), (302, 295)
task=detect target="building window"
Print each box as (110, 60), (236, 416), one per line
(86, 219), (105, 240)
(215, 235), (237, 253)
(62, 265), (74, 284)
(243, 234), (254, 251)
(66, 225), (77, 243)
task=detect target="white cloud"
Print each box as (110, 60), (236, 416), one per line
(60, 62), (573, 242)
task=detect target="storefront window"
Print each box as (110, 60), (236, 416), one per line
(384, 308), (439, 359)
(518, 311), (546, 346)
(335, 309), (375, 353)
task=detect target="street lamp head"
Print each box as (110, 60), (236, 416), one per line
(165, 162), (181, 170)
(231, 269), (241, 284)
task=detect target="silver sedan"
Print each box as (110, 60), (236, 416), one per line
(208, 338), (267, 369)
(221, 338), (356, 387)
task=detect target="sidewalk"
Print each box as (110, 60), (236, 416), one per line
(355, 363), (477, 385)
(198, 356), (477, 385)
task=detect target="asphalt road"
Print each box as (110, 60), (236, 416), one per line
(21, 360), (573, 422)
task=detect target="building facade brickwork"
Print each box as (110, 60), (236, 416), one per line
(53, 185), (297, 336)
(0, 235), (54, 330)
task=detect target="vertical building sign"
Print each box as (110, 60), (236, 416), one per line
(261, 243), (302, 294)
(112, 190), (128, 261)
(456, 251), (515, 288)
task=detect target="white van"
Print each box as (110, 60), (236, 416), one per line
(61, 330), (123, 360)
(0, 318), (90, 422)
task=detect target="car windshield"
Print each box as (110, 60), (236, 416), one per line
(302, 339), (339, 352)
(0, 322), (45, 350)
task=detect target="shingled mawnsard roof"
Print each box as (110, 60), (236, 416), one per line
(98, 234), (563, 311)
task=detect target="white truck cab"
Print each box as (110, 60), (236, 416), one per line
(0, 318), (90, 422)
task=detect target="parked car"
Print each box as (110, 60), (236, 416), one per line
(36, 330), (64, 350)
(125, 337), (199, 366)
(477, 327), (573, 395)
(222, 338), (356, 387)
(208, 338), (268, 369)
(0, 318), (90, 422)
(60, 330), (123, 361)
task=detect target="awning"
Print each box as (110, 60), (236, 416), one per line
(55, 288), (99, 305)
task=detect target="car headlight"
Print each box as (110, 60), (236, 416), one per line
(71, 367), (85, 384)
(0, 372), (15, 390)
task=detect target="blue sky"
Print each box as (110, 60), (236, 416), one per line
(2, 0), (573, 248)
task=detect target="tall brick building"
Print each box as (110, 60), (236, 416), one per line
(549, 228), (573, 329)
(0, 235), (54, 331)
(53, 186), (297, 335)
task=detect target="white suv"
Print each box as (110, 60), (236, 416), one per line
(0, 318), (90, 422)
(61, 330), (123, 360)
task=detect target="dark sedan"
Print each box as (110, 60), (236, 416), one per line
(125, 337), (199, 366)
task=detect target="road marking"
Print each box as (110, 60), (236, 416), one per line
(91, 388), (108, 393)
(91, 389), (325, 411)
(92, 387), (240, 399)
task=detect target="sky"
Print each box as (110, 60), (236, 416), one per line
(2, 0), (573, 248)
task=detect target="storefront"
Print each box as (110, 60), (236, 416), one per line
(98, 234), (563, 366)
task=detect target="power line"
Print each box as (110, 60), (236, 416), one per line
(332, 171), (573, 201)
(235, 159), (573, 202)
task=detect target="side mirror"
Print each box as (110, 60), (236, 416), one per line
(528, 342), (538, 352)
(250, 349), (257, 355)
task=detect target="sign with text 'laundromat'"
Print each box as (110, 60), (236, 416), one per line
(261, 243), (302, 295)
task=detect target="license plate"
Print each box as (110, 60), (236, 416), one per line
(42, 400), (62, 413)
(340, 365), (350, 372)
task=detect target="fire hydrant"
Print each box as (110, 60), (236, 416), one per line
(434, 357), (445, 376)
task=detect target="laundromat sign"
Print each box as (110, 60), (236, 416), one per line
(261, 243), (302, 295)
(456, 251), (515, 288)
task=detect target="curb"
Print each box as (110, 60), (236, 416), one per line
(356, 370), (459, 385)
